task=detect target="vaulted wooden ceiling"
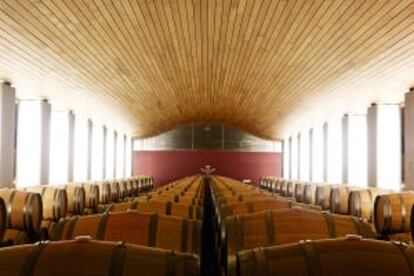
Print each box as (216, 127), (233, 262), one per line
(1, 0), (414, 139)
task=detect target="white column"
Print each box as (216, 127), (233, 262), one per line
(0, 83), (16, 188)
(367, 103), (401, 191)
(342, 114), (367, 186)
(16, 100), (51, 187)
(404, 89), (414, 191)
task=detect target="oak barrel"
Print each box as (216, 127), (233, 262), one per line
(26, 186), (67, 221)
(374, 192), (414, 234)
(54, 211), (201, 254)
(329, 186), (357, 215)
(237, 237), (414, 276)
(96, 181), (111, 204)
(349, 188), (390, 221)
(278, 180), (288, 196)
(315, 184), (336, 210)
(303, 183), (317, 204)
(81, 182), (100, 213)
(294, 182), (305, 202)
(0, 189), (42, 232)
(109, 181), (120, 202)
(63, 185), (85, 215)
(0, 238), (199, 275)
(224, 208), (374, 275)
(286, 181), (297, 197)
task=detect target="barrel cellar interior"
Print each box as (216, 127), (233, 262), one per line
(0, 0), (414, 275)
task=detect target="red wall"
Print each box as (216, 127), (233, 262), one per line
(133, 150), (282, 187)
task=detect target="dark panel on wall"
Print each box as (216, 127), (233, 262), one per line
(133, 150), (282, 187)
(134, 123), (280, 152)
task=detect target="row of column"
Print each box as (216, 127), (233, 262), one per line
(283, 98), (409, 191)
(0, 83), (133, 188)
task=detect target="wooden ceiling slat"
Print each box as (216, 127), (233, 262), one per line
(0, 0), (413, 138)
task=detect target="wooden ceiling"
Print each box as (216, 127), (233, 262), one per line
(1, 0), (414, 139)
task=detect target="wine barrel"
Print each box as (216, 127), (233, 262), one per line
(3, 229), (29, 245)
(0, 197), (7, 240)
(115, 180), (128, 200)
(294, 182), (305, 202)
(106, 201), (137, 213)
(81, 182), (100, 213)
(237, 237), (414, 276)
(26, 186), (67, 221)
(279, 180), (288, 196)
(303, 183), (317, 204)
(349, 188), (390, 221)
(54, 211), (201, 254)
(0, 189), (42, 233)
(223, 208), (374, 275)
(109, 181), (121, 202)
(0, 238), (199, 275)
(374, 192), (414, 235)
(218, 198), (290, 229)
(63, 185), (85, 215)
(315, 184), (335, 210)
(329, 186), (358, 215)
(138, 200), (172, 215)
(170, 203), (203, 220)
(286, 181), (297, 197)
(96, 181), (111, 204)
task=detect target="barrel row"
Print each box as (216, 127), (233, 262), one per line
(0, 176), (154, 245)
(259, 177), (414, 243)
(0, 238), (199, 275)
(237, 236), (414, 276)
(211, 176), (380, 276)
(104, 199), (203, 220)
(50, 211), (202, 256)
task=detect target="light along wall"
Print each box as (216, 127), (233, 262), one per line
(116, 132), (124, 178)
(73, 117), (89, 182)
(326, 118), (342, 184)
(92, 123), (104, 181)
(49, 110), (71, 184)
(311, 125), (324, 183)
(282, 140), (290, 179)
(16, 100), (51, 187)
(299, 131), (310, 181)
(105, 129), (115, 179)
(291, 134), (299, 180)
(368, 104), (402, 191)
(342, 114), (367, 187)
(125, 136), (132, 177)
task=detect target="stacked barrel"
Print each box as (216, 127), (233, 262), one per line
(46, 175), (204, 273)
(215, 176), (414, 276)
(0, 176), (153, 245)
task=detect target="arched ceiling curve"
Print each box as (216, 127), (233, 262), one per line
(1, 1), (414, 139)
